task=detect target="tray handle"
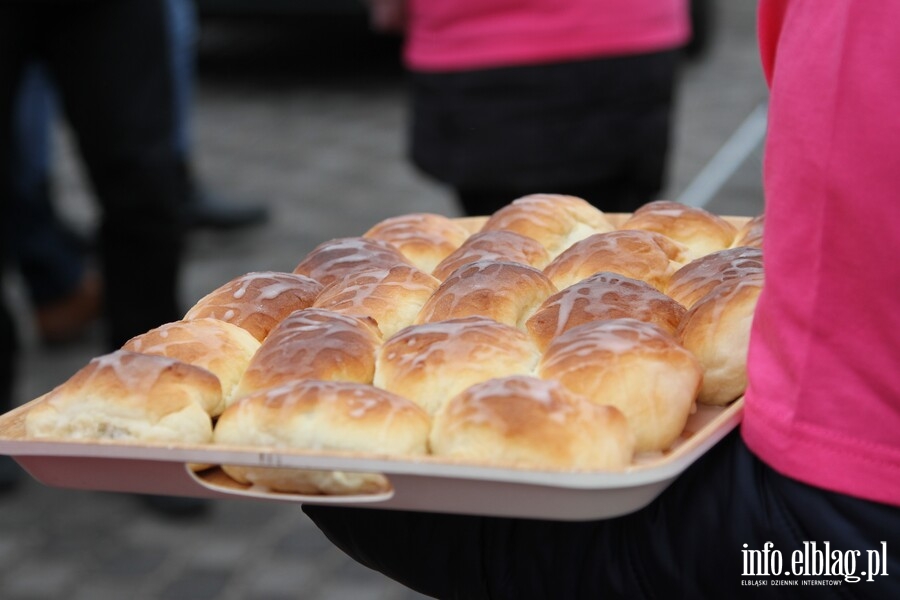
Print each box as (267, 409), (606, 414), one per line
(186, 465), (396, 504)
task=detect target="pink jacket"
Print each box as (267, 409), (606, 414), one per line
(403, 0), (689, 72)
(743, 0), (900, 507)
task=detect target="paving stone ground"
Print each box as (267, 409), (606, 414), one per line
(1, 4), (767, 598)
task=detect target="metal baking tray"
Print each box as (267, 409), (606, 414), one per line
(0, 211), (752, 520)
(0, 397), (741, 521)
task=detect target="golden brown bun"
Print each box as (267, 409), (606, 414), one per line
(184, 271), (323, 342)
(430, 376), (634, 471)
(122, 318), (261, 412)
(415, 260), (557, 330)
(480, 194), (615, 258)
(25, 350), (217, 444)
(538, 319), (702, 452)
(665, 246), (764, 309)
(374, 317), (541, 416)
(313, 264), (440, 338)
(234, 308), (383, 398)
(678, 274), (764, 405)
(214, 379), (430, 495)
(292, 237), (414, 287)
(363, 212), (471, 274)
(620, 200), (737, 260)
(431, 229), (551, 281)
(543, 229), (690, 292)
(526, 272), (686, 351)
(732, 213), (765, 249)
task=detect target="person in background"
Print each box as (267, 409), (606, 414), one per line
(5, 65), (101, 346)
(0, 0), (188, 490)
(303, 1), (900, 597)
(5, 0), (268, 346)
(165, 0), (269, 230)
(366, 0), (691, 217)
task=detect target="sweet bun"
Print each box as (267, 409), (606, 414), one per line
(415, 260), (557, 330)
(25, 350), (217, 444)
(620, 200), (737, 260)
(538, 319), (702, 452)
(431, 230), (551, 281)
(480, 194), (615, 258)
(184, 271), (323, 342)
(292, 237), (414, 287)
(666, 246), (764, 309)
(214, 379), (431, 495)
(543, 229), (689, 292)
(678, 274), (764, 405)
(122, 318), (261, 412)
(429, 375), (634, 471)
(234, 308), (382, 398)
(312, 264), (440, 338)
(374, 317), (541, 416)
(732, 214), (765, 249)
(363, 212), (471, 274)
(526, 272), (686, 351)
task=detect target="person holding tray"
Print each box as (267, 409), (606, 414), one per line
(303, 1), (900, 596)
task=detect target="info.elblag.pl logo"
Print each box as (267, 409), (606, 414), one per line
(741, 541), (889, 587)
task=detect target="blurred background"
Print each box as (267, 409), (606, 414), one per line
(1, 1), (767, 598)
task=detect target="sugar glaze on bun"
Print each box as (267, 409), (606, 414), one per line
(481, 194), (615, 258)
(363, 212), (471, 274)
(538, 319), (702, 452)
(25, 350), (218, 444)
(184, 271), (323, 342)
(234, 308), (382, 398)
(416, 260), (557, 330)
(214, 379), (430, 495)
(430, 376), (634, 471)
(374, 316), (541, 416)
(292, 237), (414, 287)
(122, 318), (261, 411)
(526, 272), (686, 351)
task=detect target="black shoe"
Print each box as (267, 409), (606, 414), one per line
(183, 186), (269, 231)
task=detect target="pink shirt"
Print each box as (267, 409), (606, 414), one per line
(404, 0), (689, 72)
(742, 0), (900, 507)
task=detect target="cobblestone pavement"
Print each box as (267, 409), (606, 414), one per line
(1, 3), (767, 599)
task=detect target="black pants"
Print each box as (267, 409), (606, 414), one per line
(304, 431), (900, 599)
(409, 51), (680, 217)
(0, 0), (186, 402)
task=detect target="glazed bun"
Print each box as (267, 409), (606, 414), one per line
(363, 212), (471, 274)
(481, 194), (615, 258)
(215, 379), (430, 495)
(122, 318), (261, 412)
(313, 264), (440, 338)
(526, 272), (686, 351)
(732, 214), (765, 249)
(678, 275), (763, 405)
(374, 317), (541, 416)
(292, 237), (414, 287)
(620, 200), (737, 260)
(543, 229), (689, 292)
(234, 308), (382, 398)
(430, 376), (634, 471)
(666, 246), (764, 309)
(25, 350), (217, 444)
(538, 319), (702, 452)
(431, 230), (551, 281)
(184, 271), (323, 342)
(415, 260), (557, 330)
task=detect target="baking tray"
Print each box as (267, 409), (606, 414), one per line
(0, 397), (742, 521)
(0, 211), (752, 520)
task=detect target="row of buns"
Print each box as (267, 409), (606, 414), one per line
(24, 195), (764, 494)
